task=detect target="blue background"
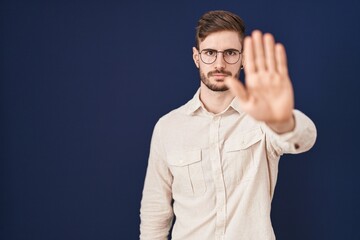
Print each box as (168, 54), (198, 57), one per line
(1, 0), (360, 239)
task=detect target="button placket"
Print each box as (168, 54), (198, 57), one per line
(210, 115), (227, 237)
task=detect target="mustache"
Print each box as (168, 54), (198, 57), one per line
(207, 70), (232, 77)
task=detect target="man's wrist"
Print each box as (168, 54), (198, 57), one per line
(266, 114), (295, 134)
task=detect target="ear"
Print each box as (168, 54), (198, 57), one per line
(240, 39), (245, 70)
(192, 47), (200, 68)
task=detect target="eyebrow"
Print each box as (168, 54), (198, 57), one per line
(201, 48), (241, 51)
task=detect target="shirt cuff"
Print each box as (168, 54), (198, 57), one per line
(261, 109), (317, 154)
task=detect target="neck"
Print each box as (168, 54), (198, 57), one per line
(199, 83), (235, 114)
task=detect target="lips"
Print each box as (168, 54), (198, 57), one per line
(211, 74), (228, 80)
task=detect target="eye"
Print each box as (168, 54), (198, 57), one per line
(224, 50), (238, 56)
(203, 50), (216, 56)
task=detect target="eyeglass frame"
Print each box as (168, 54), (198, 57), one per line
(198, 48), (243, 65)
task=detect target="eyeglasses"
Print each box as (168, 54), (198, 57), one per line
(199, 48), (242, 65)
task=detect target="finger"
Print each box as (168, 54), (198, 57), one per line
(264, 33), (276, 72)
(252, 30), (266, 71)
(225, 77), (248, 101)
(243, 36), (256, 74)
(275, 43), (288, 75)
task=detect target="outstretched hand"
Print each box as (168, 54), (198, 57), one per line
(225, 30), (295, 131)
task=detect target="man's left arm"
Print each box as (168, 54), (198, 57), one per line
(225, 30), (317, 154)
(262, 109), (317, 155)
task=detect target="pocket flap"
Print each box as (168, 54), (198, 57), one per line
(168, 149), (202, 167)
(226, 128), (263, 152)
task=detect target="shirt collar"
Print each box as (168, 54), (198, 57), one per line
(186, 88), (243, 115)
(185, 88), (203, 115)
(229, 97), (242, 114)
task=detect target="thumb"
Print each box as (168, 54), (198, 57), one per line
(224, 77), (248, 101)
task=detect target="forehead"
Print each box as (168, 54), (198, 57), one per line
(199, 30), (242, 50)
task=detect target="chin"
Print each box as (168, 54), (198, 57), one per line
(209, 85), (229, 92)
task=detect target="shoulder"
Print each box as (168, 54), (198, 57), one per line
(156, 99), (193, 128)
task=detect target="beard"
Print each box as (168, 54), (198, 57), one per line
(199, 68), (241, 92)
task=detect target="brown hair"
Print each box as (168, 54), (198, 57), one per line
(195, 10), (246, 49)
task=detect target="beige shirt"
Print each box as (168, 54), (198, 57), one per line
(140, 90), (317, 240)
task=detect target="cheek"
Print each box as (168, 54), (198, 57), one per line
(199, 67), (206, 78)
(199, 64), (210, 74)
(229, 64), (242, 74)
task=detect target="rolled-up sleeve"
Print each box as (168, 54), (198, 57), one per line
(261, 109), (317, 157)
(140, 120), (174, 240)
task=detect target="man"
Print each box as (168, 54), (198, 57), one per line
(140, 10), (317, 240)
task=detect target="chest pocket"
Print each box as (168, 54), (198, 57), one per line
(168, 149), (206, 197)
(224, 128), (263, 184)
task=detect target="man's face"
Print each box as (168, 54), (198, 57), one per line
(193, 31), (243, 92)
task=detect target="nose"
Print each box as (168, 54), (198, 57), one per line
(214, 52), (226, 70)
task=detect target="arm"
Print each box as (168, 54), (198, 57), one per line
(262, 109), (317, 156)
(225, 30), (316, 154)
(140, 121), (174, 240)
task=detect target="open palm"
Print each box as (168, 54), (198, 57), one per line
(226, 30), (294, 124)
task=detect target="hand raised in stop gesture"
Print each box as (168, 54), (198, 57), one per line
(225, 30), (295, 133)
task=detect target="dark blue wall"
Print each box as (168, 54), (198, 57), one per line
(1, 0), (360, 239)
